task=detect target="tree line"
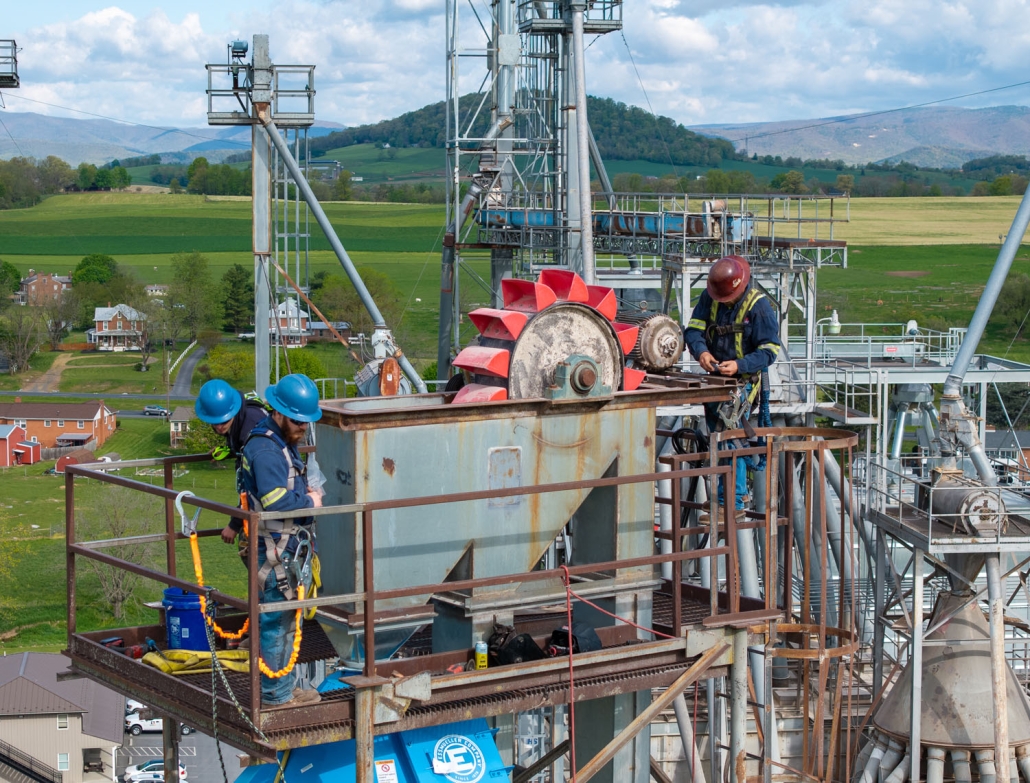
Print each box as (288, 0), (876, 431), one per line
(0, 251), (257, 374)
(308, 93), (739, 169)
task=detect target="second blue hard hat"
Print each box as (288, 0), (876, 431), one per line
(195, 379), (243, 424)
(266, 374), (322, 422)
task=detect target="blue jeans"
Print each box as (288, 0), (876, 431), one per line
(704, 402), (750, 510)
(257, 548), (298, 705)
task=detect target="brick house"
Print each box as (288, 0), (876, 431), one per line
(88, 304), (145, 351)
(0, 652), (124, 781)
(17, 269), (72, 305)
(169, 406), (194, 448)
(0, 401), (116, 449)
(270, 298), (310, 347)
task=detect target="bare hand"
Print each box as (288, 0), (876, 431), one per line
(717, 360), (738, 376)
(307, 491), (323, 508)
(220, 525), (237, 544)
(699, 352), (718, 372)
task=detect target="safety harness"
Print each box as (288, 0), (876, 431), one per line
(243, 428), (311, 602)
(694, 287), (777, 471)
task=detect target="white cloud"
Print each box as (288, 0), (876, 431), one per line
(4, 0), (1030, 135)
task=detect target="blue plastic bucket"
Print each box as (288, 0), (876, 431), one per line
(162, 588), (211, 651)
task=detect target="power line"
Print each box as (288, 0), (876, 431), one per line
(724, 79), (1030, 145)
(619, 30), (677, 177)
(0, 91), (251, 148)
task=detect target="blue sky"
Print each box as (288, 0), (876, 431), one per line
(4, 1), (1030, 131)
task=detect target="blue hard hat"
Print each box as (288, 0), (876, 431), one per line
(266, 374), (322, 423)
(195, 379), (243, 424)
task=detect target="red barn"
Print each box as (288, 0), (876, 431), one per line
(55, 449), (98, 474)
(13, 440), (40, 465)
(0, 424), (27, 467)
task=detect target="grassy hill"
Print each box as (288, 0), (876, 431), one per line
(309, 94), (738, 168)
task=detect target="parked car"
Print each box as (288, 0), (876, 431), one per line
(125, 698), (144, 716)
(125, 710), (194, 736)
(122, 760), (187, 782)
(143, 405), (170, 416)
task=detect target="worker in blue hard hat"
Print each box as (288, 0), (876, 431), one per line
(195, 379), (270, 545)
(240, 373), (323, 707)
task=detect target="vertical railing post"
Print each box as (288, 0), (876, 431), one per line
(248, 509), (261, 728)
(65, 470), (76, 637)
(164, 460), (177, 577)
(671, 462), (682, 634)
(362, 509), (376, 678)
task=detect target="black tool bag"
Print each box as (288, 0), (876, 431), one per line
(548, 622), (602, 655)
(486, 622), (548, 665)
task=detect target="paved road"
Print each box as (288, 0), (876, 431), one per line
(172, 347), (207, 398)
(117, 728), (243, 783)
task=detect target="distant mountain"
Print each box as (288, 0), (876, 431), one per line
(0, 111), (345, 166)
(309, 94), (738, 168)
(691, 106), (1030, 168)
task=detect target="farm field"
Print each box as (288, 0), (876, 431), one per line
(0, 418), (246, 652)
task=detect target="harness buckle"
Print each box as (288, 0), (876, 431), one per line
(175, 491), (202, 536)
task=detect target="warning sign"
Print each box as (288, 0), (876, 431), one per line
(375, 758), (399, 783)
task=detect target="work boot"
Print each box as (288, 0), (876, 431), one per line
(262, 688), (320, 709)
(698, 506), (747, 525)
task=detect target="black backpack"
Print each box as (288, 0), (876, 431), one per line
(486, 622), (547, 665)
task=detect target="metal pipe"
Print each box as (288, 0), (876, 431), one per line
(909, 548), (924, 783)
(952, 749), (973, 783)
(857, 735), (889, 783)
(730, 629), (747, 783)
(658, 457), (673, 581)
(884, 749), (910, 783)
(987, 555), (1010, 776)
(672, 694), (707, 783)
(855, 739), (875, 783)
(1015, 745), (1030, 783)
(890, 409), (908, 461)
(257, 109), (427, 393)
(878, 738), (904, 783)
(570, 2), (595, 285)
(944, 185), (1030, 398)
(978, 748), (999, 783)
(926, 747), (946, 783)
(575, 643), (729, 783)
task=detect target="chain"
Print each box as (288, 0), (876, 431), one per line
(203, 588), (290, 783)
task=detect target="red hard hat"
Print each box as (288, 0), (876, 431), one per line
(707, 255), (751, 303)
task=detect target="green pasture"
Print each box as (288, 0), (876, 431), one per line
(0, 193), (445, 257)
(0, 417), (247, 651)
(318, 143), (446, 183)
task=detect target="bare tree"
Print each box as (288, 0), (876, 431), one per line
(75, 486), (163, 621)
(0, 307), (44, 373)
(38, 292), (78, 350)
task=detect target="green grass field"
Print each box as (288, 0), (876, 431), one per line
(0, 418), (247, 651)
(319, 143), (446, 183)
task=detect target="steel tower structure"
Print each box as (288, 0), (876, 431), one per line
(438, 0), (623, 378)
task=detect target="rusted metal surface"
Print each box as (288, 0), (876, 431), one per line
(62, 419), (860, 780)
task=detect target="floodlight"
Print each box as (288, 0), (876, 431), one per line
(230, 40), (248, 58)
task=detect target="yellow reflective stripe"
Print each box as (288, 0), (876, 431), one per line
(733, 290), (764, 359)
(758, 342), (780, 356)
(687, 318), (707, 331)
(260, 487), (287, 507)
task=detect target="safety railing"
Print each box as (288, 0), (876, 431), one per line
(0, 736), (62, 783)
(867, 457), (1023, 549)
(64, 450), (753, 729)
(789, 322), (967, 366)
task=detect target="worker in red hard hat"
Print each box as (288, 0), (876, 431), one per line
(685, 255), (781, 510)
